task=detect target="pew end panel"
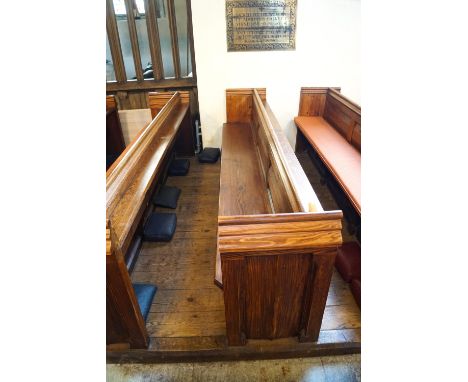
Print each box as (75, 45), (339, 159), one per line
(106, 220), (148, 349)
(218, 88), (344, 345)
(218, 212), (342, 345)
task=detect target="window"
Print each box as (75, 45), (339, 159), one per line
(106, 0), (194, 88)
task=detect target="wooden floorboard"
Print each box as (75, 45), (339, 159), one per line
(115, 155), (361, 362)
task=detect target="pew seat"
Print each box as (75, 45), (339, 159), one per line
(219, 123), (270, 216)
(294, 116), (361, 213)
(295, 88), (361, 217)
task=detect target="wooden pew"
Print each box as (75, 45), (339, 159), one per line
(106, 95), (126, 170)
(294, 88), (361, 226)
(217, 88), (343, 346)
(106, 91), (193, 349)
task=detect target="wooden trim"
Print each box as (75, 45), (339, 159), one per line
(148, 90), (190, 118)
(167, 0), (181, 79)
(186, 0), (197, 80)
(106, 77), (196, 92)
(218, 211), (343, 226)
(300, 87), (341, 94)
(107, 341), (360, 363)
(144, 0), (164, 80)
(327, 88), (361, 115)
(106, 92), (179, 212)
(124, 0), (144, 81)
(106, 0), (127, 83)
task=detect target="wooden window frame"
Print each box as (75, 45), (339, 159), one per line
(106, 0), (197, 92)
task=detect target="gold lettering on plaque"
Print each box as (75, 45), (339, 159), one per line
(226, 0), (297, 51)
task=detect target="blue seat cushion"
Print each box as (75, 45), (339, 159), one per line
(198, 147), (221, 163)
(153, 185), (181, 209)
(143, 212), (177, 242)
(132, 283), (157, 322)
(168, 159), (190, 176)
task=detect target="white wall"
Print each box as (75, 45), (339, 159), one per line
(191, 0), (360, 148)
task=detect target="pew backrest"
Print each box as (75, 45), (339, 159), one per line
(298, 88), (361, 152)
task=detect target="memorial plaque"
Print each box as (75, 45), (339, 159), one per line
(226, 0), (297, 52)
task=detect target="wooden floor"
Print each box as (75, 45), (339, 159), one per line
(117, 156), (360, 362)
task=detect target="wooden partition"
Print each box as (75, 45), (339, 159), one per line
(106, 91), (192, 349)
(217, 89), (343, 345)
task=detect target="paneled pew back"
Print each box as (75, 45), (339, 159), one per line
(217, 89), (343, 345)
(106, 91), (193, 349)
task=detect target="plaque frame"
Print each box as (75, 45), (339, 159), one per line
(226, 0), (297, 52)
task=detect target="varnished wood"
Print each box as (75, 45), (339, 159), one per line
(107, 91), (194, 349)
(186, 0), (197, 80)
(106, 0), (127, 82)
(144, 0), (164, 80)
(124, 0), (144, 81)
(106, 95), (117, 110)
(107, 220), (149, 348)
(109, 159), (359, 360)
(219, 123), (271, 216)
(167, 0), (181, 79)
(218, 88), (344, 345)
(295, 87), (361, 216)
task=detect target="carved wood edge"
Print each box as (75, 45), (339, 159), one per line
(106, 91), (180, 212)
(218, 211), (343, 225)
(218, 215), (343, 256)
(226, 88), (266, 101)
(148, 91), (190, 118)
(300, 87), (341, 94)
(326, 88), (360, 113)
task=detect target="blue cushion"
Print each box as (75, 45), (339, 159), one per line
(168, 159), (190, 176)
(153, 185), (181, 209)
(198, 147), (221, 163)
(132, 283), (157, 322)
(143, 212), (177, 242)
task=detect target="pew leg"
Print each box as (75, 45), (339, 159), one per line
(299, 249), (336, 343)
(222, 257), (247, 346)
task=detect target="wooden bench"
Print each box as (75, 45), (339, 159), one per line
(294, 87), (361, 233)
(216, 88), (343, 346)
(106, 91), (194, 349)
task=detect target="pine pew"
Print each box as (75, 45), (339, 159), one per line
(294, 88), (361, 234)
(106, 95), (126, 170)
(106, 91), (193, 349)
(216, 88), (343, 346)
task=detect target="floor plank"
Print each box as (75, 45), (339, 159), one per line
(128, 156), (360, 354)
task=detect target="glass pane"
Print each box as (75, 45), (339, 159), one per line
(174, 0), (192, 77)
(157, 0), (174, 78)
(106, 33), (116, 82)
(114, 0), (137, 80)
(134, 1), (153, 79)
